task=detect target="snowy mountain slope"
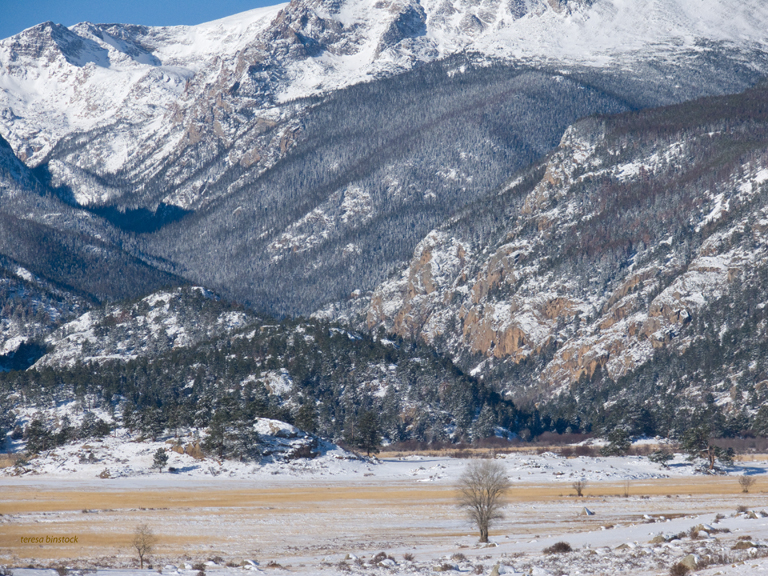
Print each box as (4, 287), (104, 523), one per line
(34, 286), (257, 368)
(1, 283), (524, 449)
(0, 258), (88, 368)
(2, 0), (768, 316)
(148, 61), (646, 315)
(0, 133), (189, 364)
(0, 6), (284, 168)
(2, 0), (767, 202)
(0, 138), (182, 304)
(361, 82), (768, 430)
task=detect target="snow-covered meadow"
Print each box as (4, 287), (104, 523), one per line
(1, 440), (767, 576)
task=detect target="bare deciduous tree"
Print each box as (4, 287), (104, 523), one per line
(572, 479), (587, 497)
(132, 524), (156, 569)
(457, 459), (510, 543)
(738, 475), (757, 493)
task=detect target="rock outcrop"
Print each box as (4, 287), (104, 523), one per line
(365, 86), (768, 401)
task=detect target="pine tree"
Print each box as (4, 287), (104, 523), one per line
(294, 403), (318, 434)
(231, 419), (261, 461)
(471, 404), (496, 442)
(25, 418), (54, 454)
(152, 447), (168, 471)
(355, 410), (382, 456)
(202, 417), (228, 459)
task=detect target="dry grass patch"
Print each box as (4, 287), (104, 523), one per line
(0, 486), (455, 514)
(0, 453), (23, 468)
(0, 475), (761, 566)
(0, 484), (462, 562)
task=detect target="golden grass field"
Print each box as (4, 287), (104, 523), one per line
(1, 476), (765, 568)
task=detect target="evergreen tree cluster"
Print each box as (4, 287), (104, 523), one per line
(0, 317), (524, 455)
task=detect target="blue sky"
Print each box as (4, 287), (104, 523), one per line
(0, 0), (283, 40)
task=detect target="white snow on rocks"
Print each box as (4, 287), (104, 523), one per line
(34, 287), (255, 368)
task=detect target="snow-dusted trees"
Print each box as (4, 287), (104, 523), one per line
(201, 414), (261, 461)
(457, 459), (510, 543)
(0, 310), (521, 451)
(600, 428), (631, 456)
(152, 448), (168, 471)
(682, 426), (734, 471)
(355, 410), (382, 456)
(24, 418), (55, 454)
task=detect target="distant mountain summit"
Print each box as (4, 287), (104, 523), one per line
(0, 0), (767, 318)
(2, 0), (766, 175)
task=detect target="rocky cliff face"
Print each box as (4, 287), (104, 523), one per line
(365, 84), (768, 403)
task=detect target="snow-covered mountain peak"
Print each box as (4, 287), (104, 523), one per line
(1, 22), (92, 67)
(0, 0), (766, 210)
(0, 5), (284, 166)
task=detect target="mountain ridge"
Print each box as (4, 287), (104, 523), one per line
(0, 1), (767, 445)
(357, 82), (768, 436)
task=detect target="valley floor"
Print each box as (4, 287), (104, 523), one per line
(1, 452), (767, 576)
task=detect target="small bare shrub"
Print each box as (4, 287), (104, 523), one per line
(473, 565), (484, 574)
(669, 562), (690, 576)
(572, 479), (587, 497)
(738, 535), (753, 540)
(132, 524), (156, 569)
(403, 553), (415, 562)
(704, 553), (732, 568)
(737, 505), (749, 513)
(543, 542), (572, 554)
(451, 553), (467, 562)
(573, 445), (596, 457)
(192, 563), (205, 571)
(739, 476), (757, 493)
(55, 567), (68, 576)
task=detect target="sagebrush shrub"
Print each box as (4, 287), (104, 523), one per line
(543, 542), (573, 554)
